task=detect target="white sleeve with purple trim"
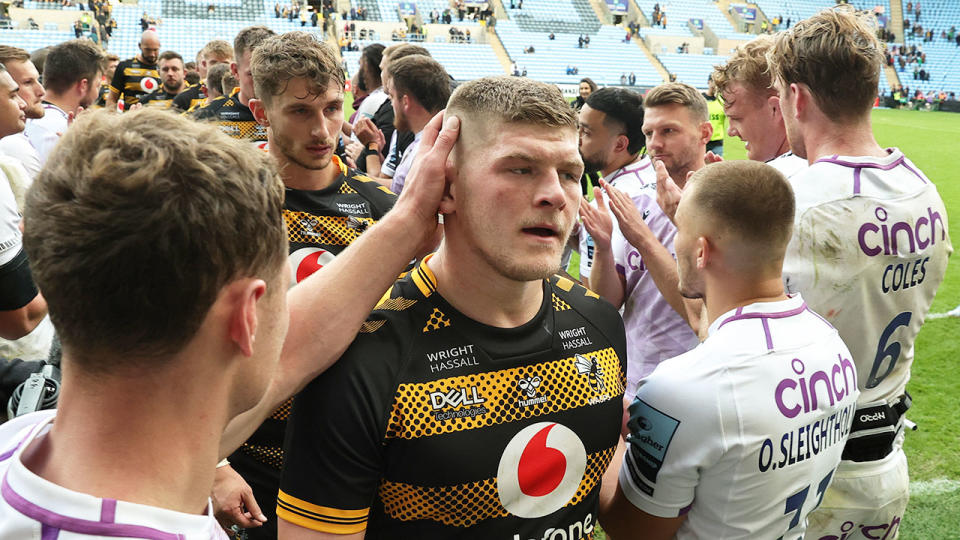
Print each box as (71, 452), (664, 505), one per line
(0, 410), (229, 539)
(784, 148), (952, 405)
(619, 294), (860, 539)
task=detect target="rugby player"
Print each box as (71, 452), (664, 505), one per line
(139, 51), (187, 108)
(278, 76), (627, 539)
(769, 9), (952, 537)
(174, 40), (233, 112)
(214, 32), (402, 540)
(711, 35), (806, 178)
(94, 54), (119, 108)
(381, 54), (451, 194)
(0, 90), (456, 536)
(575, 87), (698, 396)
(600, 160), (859, 539)
(106, 30), (160, 111)
(193, 26), (275, 145)
(0, 63), (45, 343)
(24, 39), (104, 165)
(0, 46), (45, 181)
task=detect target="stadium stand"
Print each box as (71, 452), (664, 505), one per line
(495, 20), (662, 87)
(341, 40), (504, 81)
(656, 52), (720, 86)
(634, 0), (755, 40)
(897, 0), (960, 96)
(504, 0), (601, 34)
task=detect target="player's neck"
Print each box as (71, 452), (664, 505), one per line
(21, 352), (230, 515)
(43, 92), (78, 116)
(278, 156), (340, 191)
(601, 152), (640, 178)
(802, 117), (886, 163)
(428, 246), (545, 328)
(703, 272), (789, 329)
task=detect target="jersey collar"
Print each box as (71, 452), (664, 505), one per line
(708, 294), (807, 338)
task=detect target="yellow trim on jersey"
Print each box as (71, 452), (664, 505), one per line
(554, 276), (575, 292)
(332, 154), (347, 176)
(411, 254), (438, 298)
(276, 490), (368, 534)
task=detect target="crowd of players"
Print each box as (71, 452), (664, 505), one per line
(0, 5), (952, 540)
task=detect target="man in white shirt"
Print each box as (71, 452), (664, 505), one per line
(24, 40), (104, 165)
(0, 46), (44, 181)
(383, 54), (451, 194)
(710, 35), (806, 178)
(0, 101), (457, 536)
(769, 9), (952, 537)
(600, 160), (859, 540)
(577, 86), (699, 396)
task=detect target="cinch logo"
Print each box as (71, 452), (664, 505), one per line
(775, 355), (857, 418)
(497, 422), (587, 518)
(858, 206), (946, 257)
(429, 386), (486, 410)
(288, 247), (335, 287)
(815, 516), (901, 540)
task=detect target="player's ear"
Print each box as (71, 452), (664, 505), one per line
(227, 278), (267, 357)
(614, 133), (630, 154)
(696, 236), (709, 269)
(249, 99), (268, 127)
(439, 145), (460, 215)
(230, 61), (239, 78)
(699, 121), (713, 146)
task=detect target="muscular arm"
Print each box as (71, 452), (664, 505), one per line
(220, 112), (459, 457)
(0, 293), (47, 340)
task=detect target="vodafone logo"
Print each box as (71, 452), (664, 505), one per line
(140, 77), (159, 93)
(497, 422), (586, 518)
(289, 247), (336, 286)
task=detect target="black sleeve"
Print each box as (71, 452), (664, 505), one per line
(108, 61), (125, 95)
(171, 90), (191, 111)
(0, 249), (37, 311)
(278, 324), (404, 533)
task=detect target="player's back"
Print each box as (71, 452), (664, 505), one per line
(621, 295), (860, 539)
(784, 149), (952, 405)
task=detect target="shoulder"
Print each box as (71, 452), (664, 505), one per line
(192, 96), (228, 118)
(343, 168), (397, 210)
(550, 275), (625, 341)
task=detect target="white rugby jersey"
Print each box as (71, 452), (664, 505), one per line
(783, 148), (952, 405)
(578, 155), (656, 279)
(0, 410), (228, 539)
(767, 151), (807, 179)
(613, 180), (699, 396)
(620, 294), (859, 539)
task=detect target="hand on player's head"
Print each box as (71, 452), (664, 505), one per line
(393, 110), (459, 240)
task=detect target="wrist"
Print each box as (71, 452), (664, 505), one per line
(366, 142), (379, 151)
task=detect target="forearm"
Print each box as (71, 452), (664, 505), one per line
(0, 294), (47, 340)
(588, 246), (625, 308)
(220, 209), (429, 456)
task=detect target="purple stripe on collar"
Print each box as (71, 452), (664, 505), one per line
(814, 152), (903, 171)
(0, 445), (18, 463)
(101, 498), (117, 523)
(804, 306), (836, 330)
(853, 167), (862, 195)
(900, 160), (929, 184)
(718, 303), (807, 330)
(761, 318), (774, 350)
(41, 523), (59, 540)
(2, 476), (186, 540)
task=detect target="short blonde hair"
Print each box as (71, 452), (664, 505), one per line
(201, 39), (234, 61)
(24, 109), (286, 367)
(250, 31), (343, 107)
(447, 76), (577, 131)
(644, 82), (709, 122)
(712, 34), (776, 98)
(768, 7), (882, 121)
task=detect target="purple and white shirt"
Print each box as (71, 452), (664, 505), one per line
(619, 294), (859, 539)
(767, 151), (806, 179)
(388, 130), (422, 195)
(612, 178), (698, 397)
(0, 410), (228, 539)
(784, 148), (952, 407)
(24, 102), (69, 167)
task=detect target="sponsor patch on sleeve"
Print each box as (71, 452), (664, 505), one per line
(624, 398), (680, 495)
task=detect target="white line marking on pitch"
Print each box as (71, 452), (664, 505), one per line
(910, 478), (960, 496)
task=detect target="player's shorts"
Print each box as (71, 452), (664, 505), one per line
(805, 447), (908, 540)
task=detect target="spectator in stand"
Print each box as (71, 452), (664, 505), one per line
(571, 77), (597, 111)
(629, 72), (636, 86)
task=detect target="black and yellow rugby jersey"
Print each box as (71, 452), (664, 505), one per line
(138, 87), (181, 109)
(172, 84), (206, 112)
(192, 87), (266, 143)
(279, 257), (627, 539)
(108, 57), (159, 108)
(228, 155), (397, 538)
